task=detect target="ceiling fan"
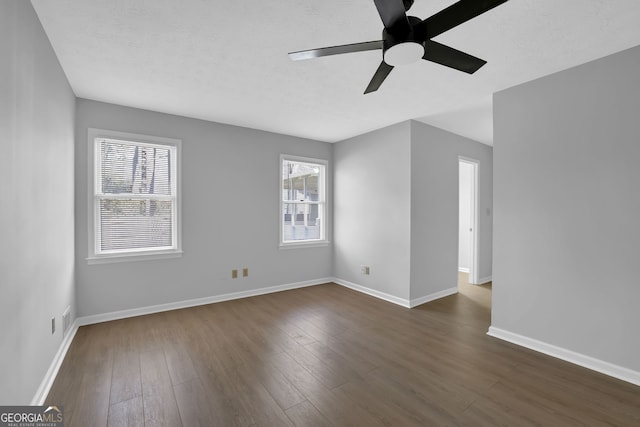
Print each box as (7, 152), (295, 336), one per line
(288, 0), (510, 93)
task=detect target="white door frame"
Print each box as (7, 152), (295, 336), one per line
(459, 156), (479, 285)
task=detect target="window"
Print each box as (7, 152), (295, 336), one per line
(280, 155), (328, 247)
(88, 129), (182, 263)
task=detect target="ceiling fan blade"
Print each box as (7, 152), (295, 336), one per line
(419, 0), (509, 39)
(288, 40), (383, 61)
(422, 40), (486, 74)
(373, 0), (411, 35)
(364, 61), (394, 94)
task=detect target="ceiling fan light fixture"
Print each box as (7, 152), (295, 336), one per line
(383, 41), (424, 66)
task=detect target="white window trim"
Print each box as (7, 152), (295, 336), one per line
(87, 128), (183, 264)
(279, 154), (329, 249)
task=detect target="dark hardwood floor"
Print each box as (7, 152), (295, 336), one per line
(46, 274), (640, 426)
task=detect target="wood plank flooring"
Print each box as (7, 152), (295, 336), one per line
(46, 275), (640, 426)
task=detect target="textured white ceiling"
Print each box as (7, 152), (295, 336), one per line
(31, 0), (640, 144)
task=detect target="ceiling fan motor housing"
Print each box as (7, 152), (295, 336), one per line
(383, 16), (426, 66)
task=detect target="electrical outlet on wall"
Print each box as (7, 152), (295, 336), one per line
(360, 265), (370, 275)
(242, 268), (248, 277)
(231, 269), (238, 279)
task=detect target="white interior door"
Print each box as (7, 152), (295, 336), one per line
(459, 158), (479, 284)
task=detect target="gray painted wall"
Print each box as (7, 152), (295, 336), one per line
(493, 45), (640, 371)
(410, 121), (493, 299)
(333, 121), (493, 303)
(0, 1), (76, 404)
(75, 99), (333, 317)
(333, 122), (412, 300)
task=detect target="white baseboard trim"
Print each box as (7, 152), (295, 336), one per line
(332, 278), (458, 309)
(458, 267), (470, 273)
(477, 275), (492, 284)
(29, 276), (465, 405)
(31, 319), (80, 405)
(487, 326), (640, 387)
(332, 278), (411, 308)
(409, 287), (458, 308)
(78, 277), (333, 326)
(31, 277), (332, 404)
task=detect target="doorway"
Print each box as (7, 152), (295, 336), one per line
(458, 157), (479, 286)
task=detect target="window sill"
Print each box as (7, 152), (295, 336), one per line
(87, 250), (183, 265)
(279, 241), (330, 250)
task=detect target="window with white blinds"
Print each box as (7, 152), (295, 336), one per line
(88, 129), (182, 263)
